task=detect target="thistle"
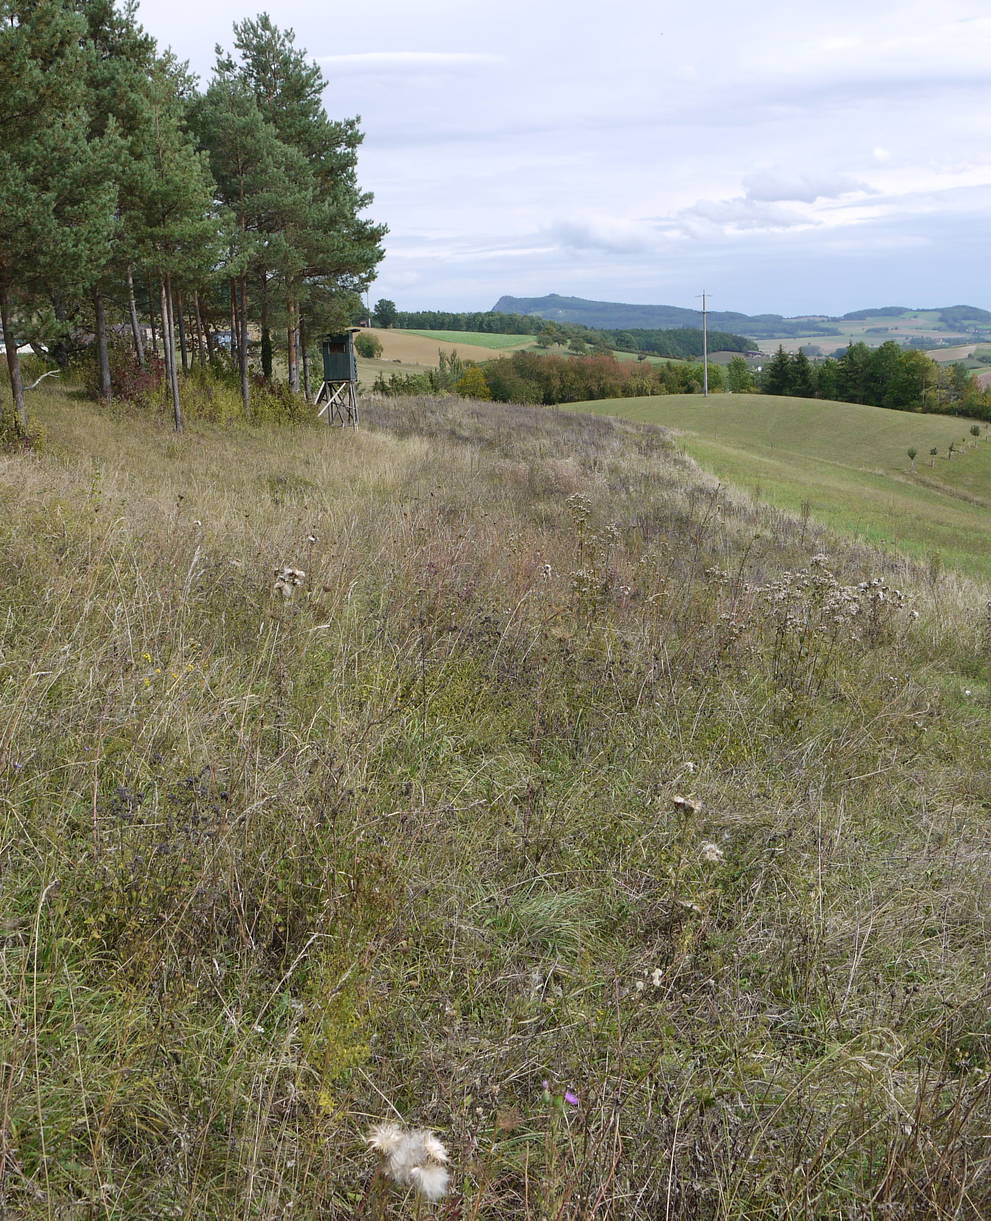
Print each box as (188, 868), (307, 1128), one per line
(366, 1121), (450, 1202)
(273, 566), (306, 598)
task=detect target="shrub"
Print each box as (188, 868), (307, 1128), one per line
(454, 365), (491, 400)
(80, 344), (164, 405)
(354, 333), (383, 359)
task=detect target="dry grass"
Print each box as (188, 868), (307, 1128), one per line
(1, 387), (991, 1217)
(362, 328), (520, 367)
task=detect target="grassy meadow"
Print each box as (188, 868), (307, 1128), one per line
(569, 392), (991, 580)
(402, 329), (537, 351)
(3, 382), (991, 1217)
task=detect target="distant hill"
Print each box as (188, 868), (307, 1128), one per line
(492, 294), (991, 341)
(840, 304), (991, 325)
(491, 294), (829, 339)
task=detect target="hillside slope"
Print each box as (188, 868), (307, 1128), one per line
(569, 392), (991, 578)
(4, 386), (991, 1216)
(493, 292), (799, 337)
(494, 294), (991, 344)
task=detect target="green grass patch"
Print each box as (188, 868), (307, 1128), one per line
(401, 328), (536, 350)
(567, 392), (991, 578)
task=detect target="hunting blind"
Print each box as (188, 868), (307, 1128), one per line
(314, 330), (359, 427)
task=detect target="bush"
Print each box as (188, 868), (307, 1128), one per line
(79, 343), (164, 405)
(454, 365), (491, 400)
(354, 333), (383, 359)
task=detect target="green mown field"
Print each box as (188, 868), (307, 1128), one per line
(402, 328), (537, 350)
(569, 392), (991, 578)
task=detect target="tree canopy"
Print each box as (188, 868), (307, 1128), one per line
(0, 0), (385, 431)
(760, 341), (991, 418)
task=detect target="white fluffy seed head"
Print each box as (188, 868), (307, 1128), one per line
(366, 1123), (450, 1200)
(410, 1162), (450, 1201)
(366, 1122), (405, 1157)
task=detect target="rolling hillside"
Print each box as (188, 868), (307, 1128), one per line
(493, 294), (991, 345)
(568, 392), (991, 578)
(493, 293), (805, 338)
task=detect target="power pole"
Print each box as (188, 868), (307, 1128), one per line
(700, 290), (709, 397)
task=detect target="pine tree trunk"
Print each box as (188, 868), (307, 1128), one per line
(300, 315), (310, 401)
(159, 279), (174, 415)
(287, 294), (300, 393)
(161, 278), (183, 432)
(94, 291), (112, 403)
(149, 277), (159, 356)
(238, 275), (250, 417)
(229, 279), (239, 366)
(194, 294), (207, 364)
(260, 277), (272, 382)
(0, 278), (27, 435)
(127, 269), (146, 368)
(176, 291), (189, 374)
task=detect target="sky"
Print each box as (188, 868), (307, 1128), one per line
(136, 0), (991, 317)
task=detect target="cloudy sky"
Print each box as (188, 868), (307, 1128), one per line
(138, 0), (990, 316)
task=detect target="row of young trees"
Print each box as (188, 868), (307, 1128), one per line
(761, 342), (991, 417)
(0, 0), (385, 433)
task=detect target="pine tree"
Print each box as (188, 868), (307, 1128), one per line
(791, 350), (815, 398)
(130, 56), (218, 430)
(0, 0), (116, 432)
(193, 76), (302, 415)
(214, 17), (385, 394)
(76, 0), (158, 398)
(762, 346), (792, 397)
(837, 342), (872, 405)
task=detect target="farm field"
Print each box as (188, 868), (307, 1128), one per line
(356, 329), (685, 381)
(757, 309), (985, 355)
(402, 328), (537, 351)
(568, 391), (991, 578)
(354, 327), (530, 386)
(358, 326), (518, 368)
(925, 342), (991, 370)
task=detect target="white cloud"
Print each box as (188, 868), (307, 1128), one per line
(741, 171), (873, 203)
(543, 219), (655, 254)
(672, 197), (815, 237)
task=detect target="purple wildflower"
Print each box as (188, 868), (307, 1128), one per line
(564, 1089), (579, 1107)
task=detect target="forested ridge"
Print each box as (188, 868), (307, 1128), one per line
(490, 293), (991, 338)
(0, 0), (384, 433)
(389, 308), (751, 359)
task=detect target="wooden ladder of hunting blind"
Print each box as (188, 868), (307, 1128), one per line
(315, 331), (359, 428)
